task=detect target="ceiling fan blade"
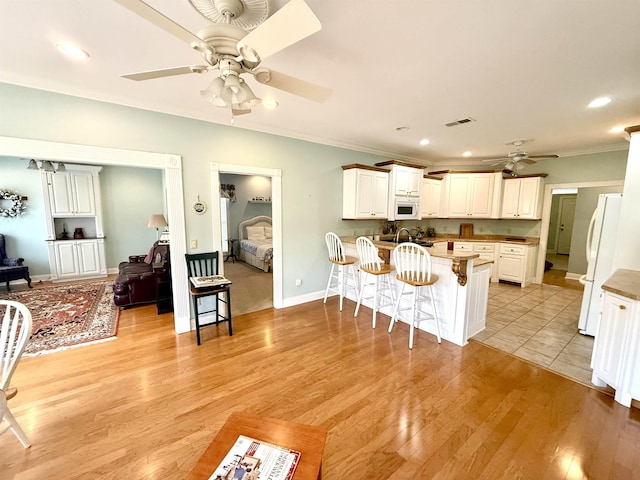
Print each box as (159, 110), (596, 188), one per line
(520, 159), (538, 165)
(113, 0), (203, 46)
(232, 108), (252, 116)
(527, 154), (559, 159)
(253, 68), (331, 103)
(481, 158), (507, 164)
(121, 65), (209, 81)
(237, 0), (321, 63)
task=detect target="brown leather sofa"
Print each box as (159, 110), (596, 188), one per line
(112, 242), (170, 309)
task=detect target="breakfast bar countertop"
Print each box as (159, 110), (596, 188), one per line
(340, 236), (480, 261)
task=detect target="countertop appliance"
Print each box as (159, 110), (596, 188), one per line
(578, 193), (623, 336)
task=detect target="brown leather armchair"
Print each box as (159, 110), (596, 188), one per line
(112, 242), (170, 309)
(0, 234), (32, 291)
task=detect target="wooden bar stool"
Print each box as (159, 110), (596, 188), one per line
(389, 242), (441, 349)
(354, 236), (395, 328)
(323, 232), (359, 311)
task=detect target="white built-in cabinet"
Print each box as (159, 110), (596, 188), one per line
(41, 165), (107, 281)
(342, 164), (389, 219)
(420, 177), (442, 218)
(591, 271), (640, 408)
(501, 175), (546, 219)
(443, 172), (501, 218)
(497, 243), (537, 287)
(392, 165), (423, 197)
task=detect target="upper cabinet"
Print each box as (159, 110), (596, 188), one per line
(420, 176), (442, 218)
(442, 172), (502, 218)
(47, 170), (98, 216)
(342, 164), (389, 219)
(501, 175), (546, 219)
(391, 165), (423, 197)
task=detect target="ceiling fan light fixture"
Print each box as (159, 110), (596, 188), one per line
(504, 161), (515, 170)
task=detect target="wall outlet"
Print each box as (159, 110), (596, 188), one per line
(295, 279), (302, 286)
(190, 239), (197, 249)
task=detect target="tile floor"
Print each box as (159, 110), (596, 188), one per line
(472, 280), (608, 390)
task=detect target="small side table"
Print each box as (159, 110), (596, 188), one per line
(225, 239), (239, 263)
(153, 263), (173, 314)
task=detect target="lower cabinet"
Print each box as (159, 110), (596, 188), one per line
(473, 243), (498, 283)
(591, 290), (640, 407)
(497, 243), (536, 287)
(48, 239), (106, 281)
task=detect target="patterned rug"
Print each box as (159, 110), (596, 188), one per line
(1, 280), (119, 356)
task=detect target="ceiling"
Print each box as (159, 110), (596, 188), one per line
(1, 0), (639, 167)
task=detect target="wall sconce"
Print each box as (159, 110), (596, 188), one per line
(27, 159), (66, 173)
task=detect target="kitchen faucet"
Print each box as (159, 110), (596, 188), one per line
(395, 227), (413, 243)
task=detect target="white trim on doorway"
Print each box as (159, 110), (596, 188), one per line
(535, 180), (624, 284)
(0, 135), (191, 334)
(209, 163), (283, 309)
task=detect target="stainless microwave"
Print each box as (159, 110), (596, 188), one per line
(391, 198), (420, 220)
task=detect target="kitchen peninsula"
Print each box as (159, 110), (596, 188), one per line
(341, 237), (492, 347)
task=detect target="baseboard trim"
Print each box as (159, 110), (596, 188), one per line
(565, 272), (582, 280)
(282, 289), (327, 308)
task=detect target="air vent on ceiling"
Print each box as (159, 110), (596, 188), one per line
(445, 117), (476, 127)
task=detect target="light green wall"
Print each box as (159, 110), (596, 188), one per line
(0, 156), (165, 276)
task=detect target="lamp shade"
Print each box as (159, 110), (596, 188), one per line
(148, 214), (168, 229)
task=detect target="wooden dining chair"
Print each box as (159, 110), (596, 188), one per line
(185, 252), (232, 345)
(0, 300), (33, 447)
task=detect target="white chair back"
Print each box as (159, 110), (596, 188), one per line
(356, 236), (383, 272)
(325, 232), (347, 263)
(393, 243), (433, 284)
(1, 300), (33, 392)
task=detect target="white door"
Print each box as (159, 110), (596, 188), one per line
(77, 240), (100, 275)
(556, 195), (577, 255)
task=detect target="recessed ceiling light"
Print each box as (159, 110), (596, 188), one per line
(262, 97), (279, 109)
(588, 96), (611, 108)
(395, 126), (409, 132)
(609, 126), (625, 133)
(419, 138), (430, 146)
(56, 42), (89, 59)
(463, 151), (472, 157)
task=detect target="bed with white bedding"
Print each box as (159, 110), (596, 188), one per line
(238, 215), (273, 272)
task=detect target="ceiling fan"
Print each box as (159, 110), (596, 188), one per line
(482, 139), (558, 171)
(113, 0), (332, 115)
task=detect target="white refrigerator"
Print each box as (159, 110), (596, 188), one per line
(578, 193), (623, 336)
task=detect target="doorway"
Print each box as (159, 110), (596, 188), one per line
(220, 173), (274, 316)
(536, 180), (625, 289)
(209, 163), (283, 311)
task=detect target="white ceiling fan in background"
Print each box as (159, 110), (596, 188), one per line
(482, 139), (559, 172)
(113, 0), (332, 115)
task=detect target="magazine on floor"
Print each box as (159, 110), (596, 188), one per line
(190, 275), (231, 289)
(208, 435), (300, 480)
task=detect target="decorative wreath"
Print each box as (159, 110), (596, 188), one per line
(0, 190), (26, 217)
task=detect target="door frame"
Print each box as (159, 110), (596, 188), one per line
(536, 180), (624, 284)
(209, 163), (283, 309)
(0, 135), (191, 333)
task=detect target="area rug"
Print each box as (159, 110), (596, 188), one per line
(1, 280), (119, 356)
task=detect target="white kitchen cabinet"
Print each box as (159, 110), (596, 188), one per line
(420, 177), (442, 218)
(591, 287), (640, 407)
(392, 165), (423, 197)
(497, 243), (537, 287)
(473, 243), (498, 282)
(342, 165), (389, 219)
(49, 239), (106, 280)
(444, 172), (501, 218)
(501, 176), (546, 219)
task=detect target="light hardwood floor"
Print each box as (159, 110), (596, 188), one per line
(3, 297), (640, 479)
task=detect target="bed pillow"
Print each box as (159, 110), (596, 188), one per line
(246, 226), (265, 241)
(264, 226), (272, 239)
